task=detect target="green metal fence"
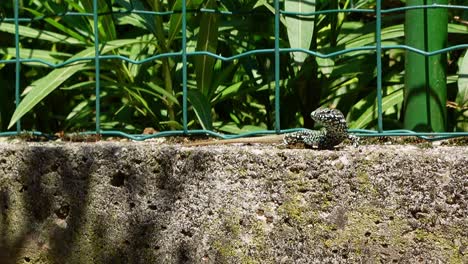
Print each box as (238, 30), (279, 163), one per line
(0, 0), (467, 141)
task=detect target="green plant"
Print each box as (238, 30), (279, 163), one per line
(0, 0), (466, 134)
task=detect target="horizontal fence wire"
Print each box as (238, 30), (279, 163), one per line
(0, 0), (467, 141)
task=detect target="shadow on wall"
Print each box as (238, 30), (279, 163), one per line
(0, 145), (194, 263)
(0, 146), (93, 263)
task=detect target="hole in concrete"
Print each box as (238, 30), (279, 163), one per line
(110, 172), (126, 187)
(81, 156), (88, 163)
(55, 204), (70, 219)
(178, 245), (190, 262)
(50, 163), (59, 172)
(148, 204), (157, 210)
(289, 167), (302, 173)
(129, 202), (135, 209)
(364, 231), (371, 237)
(181, 229), (193, 237)
(24, 257), (31, 262)
(19, 185), (28, 193)
(277, 153), (287, 161)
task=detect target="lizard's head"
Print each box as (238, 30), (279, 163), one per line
(310, 108), (347, 129)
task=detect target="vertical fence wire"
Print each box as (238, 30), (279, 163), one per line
(423, 5), (432, 128)
(375, 0), (383, 132)
(274, 0), (281, 133)
(93, 0), (101, 133)
(13, 0), (21, 132)
(182, 0), (188, 134)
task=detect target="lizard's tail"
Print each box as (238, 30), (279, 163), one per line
(185, 135), (285, 146)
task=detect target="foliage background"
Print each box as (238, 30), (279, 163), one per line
(0, 0), (467, 134)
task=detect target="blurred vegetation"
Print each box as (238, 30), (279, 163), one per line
(0, 0), (467, 134)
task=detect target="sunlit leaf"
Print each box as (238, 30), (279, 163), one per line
(349, 89), (404, 129)
(81, 0), (117, 41)
(8, 39), (141, 129)
(167, 0), (204, 46)
(0, 47), (71, 66)
(187, 89), (213, 130)
(457, 51), (468, 107)
(195, 0), (218, 96)
(0, 23), (82, 45)
(23, 7), (88, 43)
(285, 0), (316, 64)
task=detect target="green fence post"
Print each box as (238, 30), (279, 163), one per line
(404, 0), (448, 132)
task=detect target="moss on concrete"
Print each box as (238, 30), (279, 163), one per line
(0, 143), (466, 263)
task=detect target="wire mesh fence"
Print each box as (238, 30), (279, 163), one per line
(0, 0), (467, 141)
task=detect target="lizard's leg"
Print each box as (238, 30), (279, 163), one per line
(283, 130), (312, 145)
(282, 130), (323, 148)
(348, 135), (359, 147)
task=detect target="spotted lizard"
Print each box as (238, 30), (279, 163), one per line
(186, 108), (358, 149)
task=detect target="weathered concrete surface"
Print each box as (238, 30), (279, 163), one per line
(0, 142), (466, 264)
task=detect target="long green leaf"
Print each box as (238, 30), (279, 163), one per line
(349, 89), (404, 129)
(81, 0), (117, 41)
(187, 89), (213, 130)
(0, 47), (71, 66)
(23, 8), (88, 43)
(8, 39), (141, 129)
(214, 81), (244, 102)
(0, 23), (82, 45)
(167, 0), (204, 46)
(340, 24), (405, 49)
(285, 0), (315, 64)
(254, 0), (288, 26)
(146, 82), (180, 106)
(115, 0), (157, 35)
(456, 51), (468, 131)
(457, 51), (468, 107)
(195, 0), (218, 96)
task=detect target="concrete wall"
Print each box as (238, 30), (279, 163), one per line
(0, 142), (466, 263)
